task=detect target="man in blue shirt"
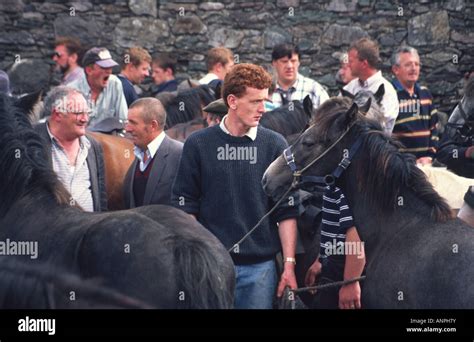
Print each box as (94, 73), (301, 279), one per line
(118, 47), (151, 107)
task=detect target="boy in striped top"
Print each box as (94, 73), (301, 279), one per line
(391, 46), (439, 164)
(305, 186), (365, 309)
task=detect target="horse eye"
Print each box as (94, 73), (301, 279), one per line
(302, 138), (315, 147)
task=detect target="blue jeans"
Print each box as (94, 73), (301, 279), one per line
(234, 259), (277, 309)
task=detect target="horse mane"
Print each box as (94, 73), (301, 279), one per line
(164, 85), (215, 129)
(0, 94), (70, 217)
(312, 97), (451, 222)
(260, 100), (309, 137)
(356, 128), (452, 222)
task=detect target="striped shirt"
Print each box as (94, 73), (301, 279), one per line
(391, 79), (439, 158)
(46, 124), (94, 212)
(271, 73), (329, 111)
(319, 186), (354, 264)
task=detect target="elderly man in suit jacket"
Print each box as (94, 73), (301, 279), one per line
(123, 97), (183, 208)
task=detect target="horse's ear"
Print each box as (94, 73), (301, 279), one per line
(359, 97), (372, 115)
(303, 95), (313, 118)
(374, 84), (385, 103)
(345, 102), (359, 125)
(340, 88), (354, 99)
(16, 90), (42, 115)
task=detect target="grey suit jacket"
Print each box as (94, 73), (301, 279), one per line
(34, 123), (108, 212)
(123, 135), (183, 208)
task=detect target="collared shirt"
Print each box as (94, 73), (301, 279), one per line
(46, 123), (94, 212)
(62, 66), (85, 86)
(343, 71), (400, 134)
(133, 131), (166, 172)
(219, 115), (257, 141)
(199, 72), (219, 85)
(271, 73), (330, 111)
(69, 73), (128, 127)
(391, 79), (438, 158)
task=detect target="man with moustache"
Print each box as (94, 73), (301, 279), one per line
(69, 47), (127, 127)
(35, 86), (107, 212)
(52, 36), (85, 85)
(172, 63), (299, 309)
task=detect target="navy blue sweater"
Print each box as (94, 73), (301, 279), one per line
(171, 125), (299, 260)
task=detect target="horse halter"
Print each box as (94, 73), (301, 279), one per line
(283, 123), (364, 189)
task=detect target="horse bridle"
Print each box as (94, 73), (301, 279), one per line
(283, 122), (365, 189)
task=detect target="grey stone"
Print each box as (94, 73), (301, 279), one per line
(0, 31), (35, 45)
(451, 30), (474, 44)
(316, 73), (337, 89)
(199, 2), (225, 11)
(114, 17), (169, 50)
(322, 24), (368, 47)
(22, 12), (44, 21)
(0, 0), (25, 13)
(37, 2), (67, 14)
(446, 0), (465, 11)
(69, 1), (93, 12)
(326, 0), (357, 12)
(54, 15), (105, 47)
(172, 15), (206, 34)
(378, 31), (406, 47)
(263, 28), (292, 49)
(276, 0), (300, 7)
(423, 49), (461, 68)
(208, 27), (245, 49)
(128, 0), (156, 17)
(408, 11), (450, 46)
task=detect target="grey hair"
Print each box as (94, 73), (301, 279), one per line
(42, 86), (85, 118)
(129, 97), (167, 128)
(390, 46), (420, 66)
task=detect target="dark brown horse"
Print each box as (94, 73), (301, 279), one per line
(88, 132), (134, 210)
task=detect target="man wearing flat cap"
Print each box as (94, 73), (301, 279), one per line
(69, 47), (127, 127)
(203, 98), (227, 127)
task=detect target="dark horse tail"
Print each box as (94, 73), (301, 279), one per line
(172, 235), (234, 309)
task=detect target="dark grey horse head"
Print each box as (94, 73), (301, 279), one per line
(340, 84), (385, 130)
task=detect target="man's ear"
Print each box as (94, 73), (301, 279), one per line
(69, 53), (78, 64)
(227, 94), (237, 110)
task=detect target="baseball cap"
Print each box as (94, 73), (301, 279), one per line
(82, 47), (118, 68)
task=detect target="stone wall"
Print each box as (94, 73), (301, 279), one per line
(1, 0), (473, 112)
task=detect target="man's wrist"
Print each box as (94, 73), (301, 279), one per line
(284, 257), (296, 265)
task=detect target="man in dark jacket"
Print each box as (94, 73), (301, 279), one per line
(36, 86), (107, 212)
(123, 97), (183, 207)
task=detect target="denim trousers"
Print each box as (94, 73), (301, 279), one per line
(233, 259), (277, 309)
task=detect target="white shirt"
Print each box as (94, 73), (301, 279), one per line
(343, 71), (399, 134)
(199, 72), (219, 85)
(219, 115), (257, 141)
(133, 131), (166, 172)
(46, 123), (94, 212)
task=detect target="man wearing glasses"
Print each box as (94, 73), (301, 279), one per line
(35, 86), (107, 212)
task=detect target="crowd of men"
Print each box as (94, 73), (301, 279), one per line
(1, 35), (472, 310)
